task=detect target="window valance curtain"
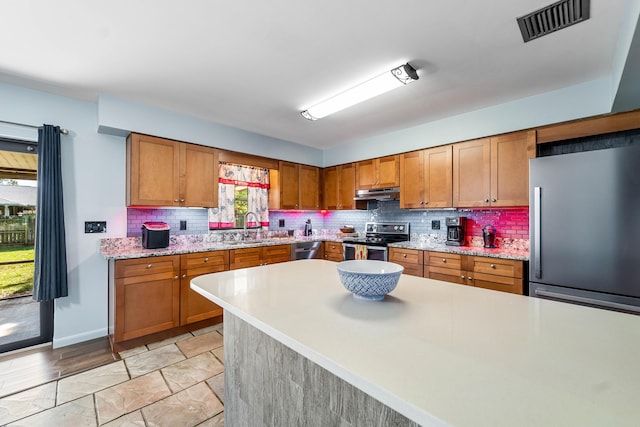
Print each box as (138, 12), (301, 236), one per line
(208, 163), (270, 229)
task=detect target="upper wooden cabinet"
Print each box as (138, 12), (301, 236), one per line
(400, 145), (452, 209)
(355, 155), (399, 189)
(452, 130), (535, 207)
(299, 164), (321, 209)
(278, 161), (320, 210)
(127, 133), (218, 207)
(452, 138), (491, 208)
(323, 163), (356, 210)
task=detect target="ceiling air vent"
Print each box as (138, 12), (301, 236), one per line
(517, 0), (590, 43)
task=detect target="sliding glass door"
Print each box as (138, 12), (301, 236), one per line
(0, 139), (53, 353)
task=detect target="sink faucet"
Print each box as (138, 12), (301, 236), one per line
(243, 211), (260, 240)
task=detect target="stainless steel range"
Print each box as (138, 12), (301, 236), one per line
(342, 222), (410, 261)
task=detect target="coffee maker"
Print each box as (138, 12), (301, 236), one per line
(445, 216), (466, 246)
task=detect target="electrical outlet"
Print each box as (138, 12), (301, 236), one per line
(279, 219), (285, 227)
(85, 221), (107, 233)
(180, 220), (187, 230)
(431, 220), (440, 230)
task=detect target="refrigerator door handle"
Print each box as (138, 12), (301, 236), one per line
(535, 289), (640, 314)
(533, 186), (541, 279)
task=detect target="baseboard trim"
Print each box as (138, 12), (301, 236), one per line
(53, 327), (108, 349)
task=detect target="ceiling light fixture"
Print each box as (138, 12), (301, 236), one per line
(300, 63), (419, 121)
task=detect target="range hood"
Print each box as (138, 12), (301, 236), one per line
(353, 187), (400, 201)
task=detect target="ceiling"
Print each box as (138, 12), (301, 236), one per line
(0, 1), (636, 150)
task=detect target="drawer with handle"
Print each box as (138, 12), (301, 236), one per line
(426, 252), (463, 270)
(389, 248), (423, 277)
(182, 250), (229, 270)
(471, 257), (522, 278)
(115, 255), (179, 279)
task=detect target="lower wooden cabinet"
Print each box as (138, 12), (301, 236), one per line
(112, 255), (181, 343)
(468, 256), (524, 294)
(109, 250), (230, 349)
(424, 251), (524, 294)
(229, 244), (291, 270)
(179, 251), (228, 325)
(424, 252), (469, 285)
(323, 242), (343, 262)
(388, 248), (423, 277)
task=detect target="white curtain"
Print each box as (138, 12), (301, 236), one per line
(208, 163), (270, 229)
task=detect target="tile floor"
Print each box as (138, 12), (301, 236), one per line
(0, 323), (225, 426)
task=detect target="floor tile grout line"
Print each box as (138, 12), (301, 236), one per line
(1, 360), (226, 426)
(1, 324), (226, 426)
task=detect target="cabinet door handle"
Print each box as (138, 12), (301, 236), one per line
(468, 276), (473, 280)
(174, 199), (179, 203)
(491, 198), (497, 202)
(182, 274), (187, 279)
(490, 264), (496, 269)
(460, 275), (465, 279)
(180, 199), (185, 202)
(174, 275), (179, 280)
(442, 258), (446, 263)
(147, 264), (152, 269)
(424, 201), (428, 205)
(403, 254), (407, 258)
(420, 201), (424, 205)
(204, 257), (209, 262)
(484, 199), (489, 203)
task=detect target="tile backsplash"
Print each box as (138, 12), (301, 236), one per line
(127, 202), (529, 249)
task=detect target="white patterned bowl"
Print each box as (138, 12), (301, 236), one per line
(336, 260), (404, 301)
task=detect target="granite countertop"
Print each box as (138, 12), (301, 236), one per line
(100, 234), (529, 261)
(100, 235), (342, 260)
(389, 241), (530, 261)
(191, 260), (640, 426)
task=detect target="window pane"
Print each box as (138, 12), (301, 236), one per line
(234, 186), (248, 228)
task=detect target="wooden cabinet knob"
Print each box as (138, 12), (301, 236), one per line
(403, 254), (407, 258)
(460, 275), (465, 279)
(182, 274), (187, 279)
(468, 276), (473, 280)
(484, 199), (489, 203)
(204, 257), (209, 262)
(174, 275), (179, 280)
(147, 264), (152, 269)
(490, 264), (496, 269)
(442, 258), (446, 263)
(491, 198), (497, 203)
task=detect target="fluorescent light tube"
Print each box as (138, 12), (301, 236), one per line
(301, 63), (418, 120)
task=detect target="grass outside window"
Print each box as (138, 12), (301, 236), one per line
(0, 246), (34, 299)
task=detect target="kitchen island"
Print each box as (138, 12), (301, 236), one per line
(191, 259), (640, 426)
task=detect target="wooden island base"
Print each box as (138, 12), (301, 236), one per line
(224, 312), (420, 427)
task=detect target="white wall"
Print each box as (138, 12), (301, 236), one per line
(0, 82), (126, 348)
(322, 77), (614, 166)
(98, 95), (324, 167)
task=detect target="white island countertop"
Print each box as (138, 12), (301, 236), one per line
(191, 259), (640, 427)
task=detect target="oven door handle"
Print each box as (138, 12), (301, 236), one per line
(342, 243), (387, 251)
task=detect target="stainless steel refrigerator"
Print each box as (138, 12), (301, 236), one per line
(529, 144), (640, 314)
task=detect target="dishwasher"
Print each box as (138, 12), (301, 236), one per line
(291, 241), (323, 260)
